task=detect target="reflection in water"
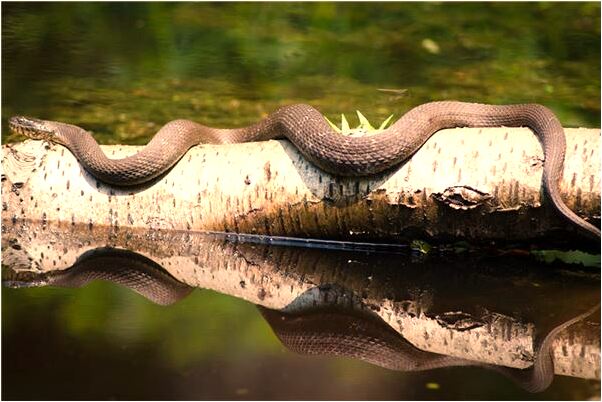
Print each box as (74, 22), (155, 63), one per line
(5, 247), (193, 306)
(3, 227), (600, 394)
(259, 301), (600, 393)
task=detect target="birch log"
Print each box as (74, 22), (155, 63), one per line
(2, 222), (599, 380)
(1, 127), (600, 244)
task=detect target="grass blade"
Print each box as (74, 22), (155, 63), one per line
(324, 116), (341, 133)
(378, 114), (394, 130)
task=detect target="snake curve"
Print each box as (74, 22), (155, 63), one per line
(8, 101), (600, 239)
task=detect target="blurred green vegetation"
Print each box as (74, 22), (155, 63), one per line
(2, 283), (281, 369)
(2, 2), (600, 145)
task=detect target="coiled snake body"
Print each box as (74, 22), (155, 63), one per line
(9, 101), (600, 239)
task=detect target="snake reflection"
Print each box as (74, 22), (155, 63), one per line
(4, 247), (598, 393)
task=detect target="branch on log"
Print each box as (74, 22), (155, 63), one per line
(2, 223), (599, 380)
(1, 127), (600, 244)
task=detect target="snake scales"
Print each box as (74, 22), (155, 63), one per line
(9, 247), (598, 393)
(8, 101), (600, 239)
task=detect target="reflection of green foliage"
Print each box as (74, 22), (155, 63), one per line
(2, 3), (600, 144)
(3, 282), (281, 369)
(411, 240), (432, 255)
(531, 249), (601, 268)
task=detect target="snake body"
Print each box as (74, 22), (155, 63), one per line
(8, 101), (600, 239)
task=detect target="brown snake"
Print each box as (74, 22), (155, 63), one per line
(6, 246), (598, 393)
(8, 101), (600, 239)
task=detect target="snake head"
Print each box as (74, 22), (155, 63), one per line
(8, 116), (56, 141)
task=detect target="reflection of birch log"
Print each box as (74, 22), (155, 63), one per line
(2, 221), (599, 380)
(2, 127), (600, 244)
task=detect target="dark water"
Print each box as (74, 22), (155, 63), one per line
(1, 2), (601, 400)
(2, 224), (601, 400)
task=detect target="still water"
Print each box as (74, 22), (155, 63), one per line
(2, 223), (601, 400)
(2, 2), (601, 400)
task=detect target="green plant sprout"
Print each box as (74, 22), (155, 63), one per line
(325, 111), (394, 136)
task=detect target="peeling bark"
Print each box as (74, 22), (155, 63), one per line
(1, 127), (600, 244)
(2, 222), (599, 380)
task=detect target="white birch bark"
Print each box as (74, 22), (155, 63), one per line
(2, 127), (599, 243)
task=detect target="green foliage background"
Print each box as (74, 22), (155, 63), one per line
(2, 2), (600, 145)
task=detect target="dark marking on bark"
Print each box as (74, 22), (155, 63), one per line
(278, 208), (286, 234)
(512, 181), (519, 205)
(257, 288), (267, 301)
(571, 173), (577, 189)
(244, 175), (251, 185)
(264, 162), (272, 182)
